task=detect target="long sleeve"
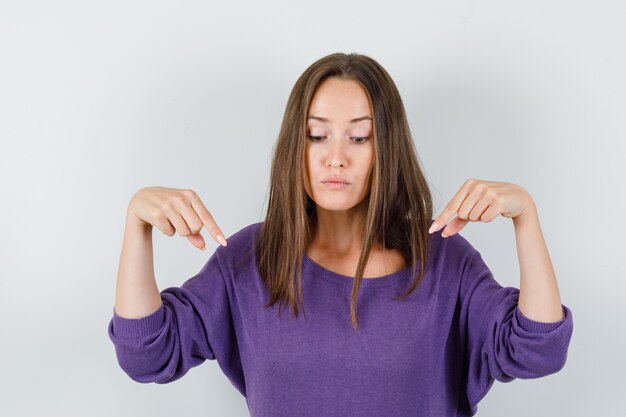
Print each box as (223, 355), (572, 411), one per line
(459, 249), (574, 411)
(107, 249), (244, 390)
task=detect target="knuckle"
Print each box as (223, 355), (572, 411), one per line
(200, 209), (213, 224)
(465, 178), (476, 187)
(161, 199), (173, 211)
(161, 224), (175, 236)
(183, 189), (197, 199)
(150, 208), (163, 221)
(172, 194), (186, 206)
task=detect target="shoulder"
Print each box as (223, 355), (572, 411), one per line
(428, 227), (481, 275)
(212, 221), (264, 274)
(440, 229), (477, 256)
(416, 228), (489, 303)
(224, 221), (264, 248)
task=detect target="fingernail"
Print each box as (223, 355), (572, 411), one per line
(428, 222), (438, 234)
(217, 234), (227, 247)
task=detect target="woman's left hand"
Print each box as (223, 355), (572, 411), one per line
(428, 179), (534, 237)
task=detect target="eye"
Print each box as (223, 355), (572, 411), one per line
(352, 136), (370, 144)
(307, 136), (370, 144)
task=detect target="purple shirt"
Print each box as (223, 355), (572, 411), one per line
(108, 221), (573, 416)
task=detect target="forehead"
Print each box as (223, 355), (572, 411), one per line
(307, 78), (372, 123)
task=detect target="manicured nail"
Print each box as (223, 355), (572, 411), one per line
(217, 234), (227, 247)
(428, 222), (439, 234)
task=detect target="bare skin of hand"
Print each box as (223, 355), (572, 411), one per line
(428, 178), (533, 236)
(128, 186), (227, 250)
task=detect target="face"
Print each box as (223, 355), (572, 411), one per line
(304, 77), (375, 213)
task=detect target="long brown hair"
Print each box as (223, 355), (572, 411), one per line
(255, 52), (434, 330)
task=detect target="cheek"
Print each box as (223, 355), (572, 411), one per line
(304, 148), (313, 194)
(305, 148), (320, 174)
(358, 149), (375, 178)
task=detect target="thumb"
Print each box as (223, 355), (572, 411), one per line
(187, 232), (207, 251)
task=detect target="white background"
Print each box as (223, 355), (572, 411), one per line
(1, 1), (624, 416)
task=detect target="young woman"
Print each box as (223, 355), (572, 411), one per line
(108, 52), (573, 416)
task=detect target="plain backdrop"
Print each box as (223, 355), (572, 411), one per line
(1, 1), (624, 416)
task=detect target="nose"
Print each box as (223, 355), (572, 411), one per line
(326, 137), (346, 168)
(328, 159), (343, 168)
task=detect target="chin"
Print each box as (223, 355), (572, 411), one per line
(313, 196), (363, 212)
(318, 204), (356, 212)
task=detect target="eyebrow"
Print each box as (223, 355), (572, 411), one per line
(307, 115), (372, 123)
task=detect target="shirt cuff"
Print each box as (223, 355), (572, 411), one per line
(515, 304), (568, 333)
(111, 305), (165, 338)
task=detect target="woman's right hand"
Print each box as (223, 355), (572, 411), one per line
(127, 186), (227, 250)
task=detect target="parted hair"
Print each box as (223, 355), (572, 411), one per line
(254, 52), (435, 330)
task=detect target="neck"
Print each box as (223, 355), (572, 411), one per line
(308, 200), (378, 258)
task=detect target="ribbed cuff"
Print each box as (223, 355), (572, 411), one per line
(515, 305), (567, 333)
(112, 305), (165, 338)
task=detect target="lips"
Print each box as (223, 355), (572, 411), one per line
(321, 175), (350, 184)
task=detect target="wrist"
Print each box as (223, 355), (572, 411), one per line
(513, 201), (538, 228)
(125, 209), (152, 232)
